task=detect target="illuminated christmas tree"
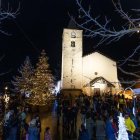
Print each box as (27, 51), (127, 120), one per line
(28, 50), (54, 106)
(12, 56), (34, 94)
(117, 113), (129, 140)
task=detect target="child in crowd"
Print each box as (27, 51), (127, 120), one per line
(44, 127), (52, 140)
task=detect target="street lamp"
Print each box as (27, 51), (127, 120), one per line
(3, 86), (10, 111)
(4, 86), (8, 94)
(5, 86), (8, 91)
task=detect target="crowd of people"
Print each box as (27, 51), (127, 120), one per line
(1, 92), (140, 140)
(57, 93), (140, 140)
(2, 106), (52, 140)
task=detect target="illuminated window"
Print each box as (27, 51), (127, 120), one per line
(71, 41), (75, 47)
(71, 32), (76, 38)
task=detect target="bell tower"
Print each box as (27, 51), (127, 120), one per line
(61, 19), (83, 90)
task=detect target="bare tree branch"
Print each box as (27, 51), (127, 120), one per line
(74, 0), (140, 66)
(112, 0), (136, 28)
(0, 3), (20, 35)
(118, 67), (140, 78)
(0, 69), (12, 76)
(118, 45), (140, 66)
(0, 3), (19, 76)
(75, 0), (138, 47)
(128, 63), (140, 67)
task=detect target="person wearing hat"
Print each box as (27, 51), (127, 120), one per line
(125, 114), (136, 139)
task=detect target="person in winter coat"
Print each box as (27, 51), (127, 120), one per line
(80, 104), (87, 126)
(95, 115), (106, 140)
(106, 116), (116, 140)
(112, 118), (118, 138)
(6, 112), (18, 140)
(125, 114), (136, 139)
(35, 115), (41, 140)
(44, 127), (52, 140)
(86, 112), (94, 140)
(78, 124), (90, 140)
(71, 103), (78, 128)
(130, 114), (138, 129)
(28, 119), (40, 140)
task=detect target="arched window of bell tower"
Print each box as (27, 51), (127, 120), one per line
(71, 31), (76, 38)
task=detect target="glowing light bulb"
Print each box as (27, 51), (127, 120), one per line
(137, 30), (140, 33)
(5, 86), (8, 90)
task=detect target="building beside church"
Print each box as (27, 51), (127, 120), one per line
(61, 20), (121, 96)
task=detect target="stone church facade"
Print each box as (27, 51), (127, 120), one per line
(61, 25), (121, 96)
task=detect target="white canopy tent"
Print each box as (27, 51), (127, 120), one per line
(133, 88), (140, 95)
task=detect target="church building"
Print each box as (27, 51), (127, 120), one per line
(61, 20), (121, 96)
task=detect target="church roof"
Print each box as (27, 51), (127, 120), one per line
(83, 51), (116, 62)
(67, 17), (77, 29)
(84, 76), (115, 87)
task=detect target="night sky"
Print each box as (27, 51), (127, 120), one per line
(1, 0), (140, 88)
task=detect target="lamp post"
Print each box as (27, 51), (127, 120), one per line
(3, 86), (10, 111)
(5, 86), (8, 91)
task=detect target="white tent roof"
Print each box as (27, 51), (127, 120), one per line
(133, 88), (140, 95)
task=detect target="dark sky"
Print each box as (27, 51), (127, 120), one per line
(1, 0), (140, 87)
